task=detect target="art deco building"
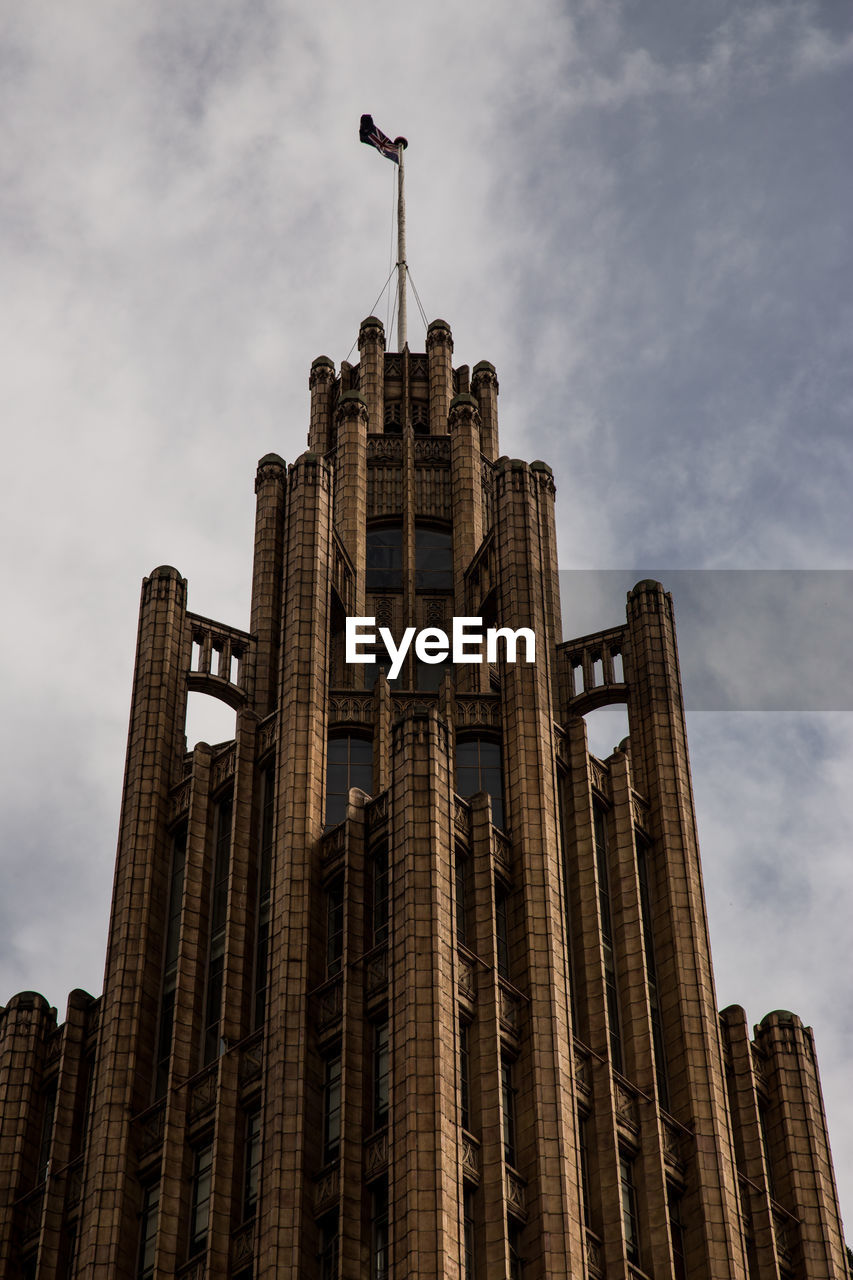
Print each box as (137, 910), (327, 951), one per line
(0, 315), (848, 1280)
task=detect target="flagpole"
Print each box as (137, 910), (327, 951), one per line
(396, 137), (408, 350)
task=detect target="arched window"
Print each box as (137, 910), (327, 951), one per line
(456, 737), (505, 830)
(325, 735), (373, 828)
(366, 525), (403, 591)
(415, 525), (452, 591)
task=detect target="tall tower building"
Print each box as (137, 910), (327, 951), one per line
(0, 316), (847, 1279)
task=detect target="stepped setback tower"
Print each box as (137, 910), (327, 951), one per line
(0, 316), (847, 1279)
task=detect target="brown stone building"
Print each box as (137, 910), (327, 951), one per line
(0, 316), (848, 1278)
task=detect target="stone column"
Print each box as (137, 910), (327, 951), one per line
(449, 393), (485, 603)
(490, 460), (585, 1277)
(755, 1011), (847, 1278)
(471, 360), (499, 461)
(78, 564), (190, 1278)
(427, 319), (454, 435)
(334, 393), (369, 619)
(624, 579), (748, 1279)
(388, 709), (462, 1277)
(259, 450), (333, 1277)
(250, 453), (287, 717)
(308, 355), (336, 453)
(358, 316), (386, 434)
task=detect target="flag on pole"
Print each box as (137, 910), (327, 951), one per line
(359, 114), (402, 164)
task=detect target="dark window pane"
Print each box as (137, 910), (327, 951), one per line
(371, 1179), (389, 1279)
(137, 1183), (160, 1280)
(463, 1187), (476, 1279)
(323, 1056), (342, 1163)
(325, 736), (373, 828)
(501, 1060), (517, 1166)
(372, 845), (390, 945)
(319, 1209), (339, 1280)
(456, 738), (505, 830)
(373, 1019), (389, 1129)
(367, 527), (403, 590)
(327, 879), (345, 977)
(190, 1144), (213, 1254)
(415, 527), (453, 591)
(620, 1154), (640, 1263)
(243, 1110), (262, 1219)
(459, 1022), (471, 1131)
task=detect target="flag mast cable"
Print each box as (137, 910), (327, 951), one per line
(395, 135), (409, 350)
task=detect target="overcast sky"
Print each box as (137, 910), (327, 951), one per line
(2, 0), (851, 1228)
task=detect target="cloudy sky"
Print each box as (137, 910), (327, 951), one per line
(2, 0), (851, 1226)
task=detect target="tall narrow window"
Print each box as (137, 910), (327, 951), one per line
(501, 1059), (517, 1167)
(372, 1019), (390, 1130)
(463, 1187), (476, 1280)
(370, 843), (390, 946)
(325, 736), (373, 829)
(459, 1021), (471, 1132)
(203, 794), (232, 1064)
(619, 1152), (640, 1263)
(243, 1109), (262, 1221)
(415, 525), (453, 591)
(455, 851), (469, 946)
(156, 824), (187, 1096)
(137, 1184), (160, 1280)
(508, 1218), (524, 1279)
(319, 1209), (340, 1280)
(189, 1142), (213, 1256)
(63, 1222), (78, 1280)
(578, 1111), (591, 1228)
(366, 525), (403, 591)
(323, 1054), (342, 1164)
(495, 885), (510, 979)
(456, 738), (505, 830)
(36, 1080), (57, 1181)
(326, 877), (345, 978)
(370, 1178), (389, 1280)
(636, 835), (669, 1109)
(75, 1053), (95, 1156)
(253, 764), (275, 1028)
(594, 805), (623, 1073)
(668, 1185), (686, 1280)
(758, 1102), (776, 1201)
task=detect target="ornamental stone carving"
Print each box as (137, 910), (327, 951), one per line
(358, 316), (386, 349)
(314, 1166), (340, 1211)
(138, 1102), (166, 1157)
(366, 949), (388, 996)
(457, 954), (477, 1001)
(188, 1067), (217, 1122)
(170, 777), (191, 820)
(615, 1083), (639, 1131)
(505, 1169), (527, 1219)
(462, 1134), (481, 1183)
(365, 1130), (389, 1176)
(238, 1035), (263, 1087)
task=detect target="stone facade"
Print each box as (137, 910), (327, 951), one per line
(1, 316), (848, 1278)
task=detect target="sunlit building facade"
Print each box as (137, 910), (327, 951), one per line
(1, 315), (848, 1278)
